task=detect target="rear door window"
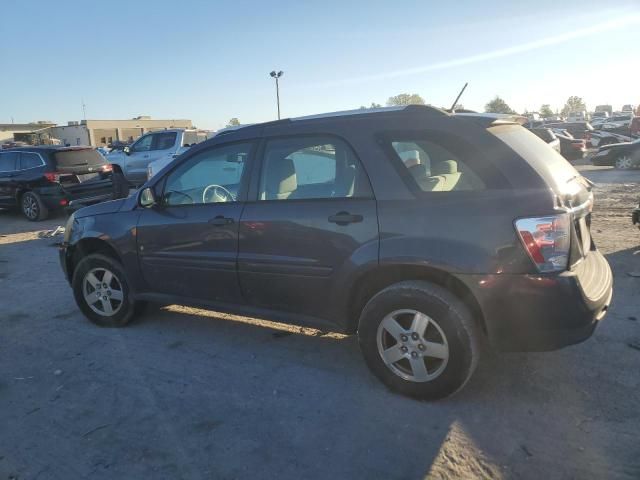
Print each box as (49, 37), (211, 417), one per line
(19, 152), (43, 169)
(0, 152), (19, 172)
(258, 136), (372, 201)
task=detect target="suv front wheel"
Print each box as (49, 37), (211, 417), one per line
(358, 281), (479, 400)
(72, 254), (138, 327)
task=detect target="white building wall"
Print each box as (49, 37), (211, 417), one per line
(48, 126), (91, 146)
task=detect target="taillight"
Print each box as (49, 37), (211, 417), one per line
(44, 172), (62, 183)
(102, 164), (113, 173)
(515, 214), (570, 272)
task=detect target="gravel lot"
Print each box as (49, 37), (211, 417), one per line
(1, 164), (639, 480)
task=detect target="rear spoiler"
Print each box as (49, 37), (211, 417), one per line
(454, 112), (528, 127)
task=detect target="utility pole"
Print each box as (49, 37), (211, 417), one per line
(81, 98), (87, 120)
(269, 70), (284, 119)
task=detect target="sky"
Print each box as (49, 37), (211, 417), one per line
(1, 0), (639, 130)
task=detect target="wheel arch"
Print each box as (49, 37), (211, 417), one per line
(66, 237), (123, 282)
(346, 264), (486, 336)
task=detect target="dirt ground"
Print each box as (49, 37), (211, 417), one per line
(1, 164), (639, 480)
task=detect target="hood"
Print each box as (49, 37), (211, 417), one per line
(74, 198), (126, 218)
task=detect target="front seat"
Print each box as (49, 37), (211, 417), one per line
(264, 156), (297, 200)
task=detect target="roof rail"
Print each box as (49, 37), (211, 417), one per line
(291, 104), (447, 122)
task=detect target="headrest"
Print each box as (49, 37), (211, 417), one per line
(432, 160), (457, 175)
(399, 150), (421, 164)
(265, 156), (297, 198)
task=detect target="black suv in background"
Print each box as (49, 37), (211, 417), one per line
(59, 106), (613, 399)
(0, 146), (116, 220)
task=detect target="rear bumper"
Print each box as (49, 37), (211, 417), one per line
(39, 178), (113, 211)
(460, 249), (613, 352)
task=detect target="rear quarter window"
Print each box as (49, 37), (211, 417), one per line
(382, 131), (508, 193)
(489, 125), (578, 190)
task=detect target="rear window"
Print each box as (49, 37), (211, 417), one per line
(53, 149), (107, 171)
(490, 125), (579, 191)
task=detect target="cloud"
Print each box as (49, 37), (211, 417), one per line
(312, 13), (640, 88)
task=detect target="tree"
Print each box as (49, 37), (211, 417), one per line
(484, 96), (516, 114)
(386, 93), (425, 106)
(226, 117), (240, 127)
(561, 96), (587, 117)
(359, 102), (383, 109)
(540, 104), (554, 118)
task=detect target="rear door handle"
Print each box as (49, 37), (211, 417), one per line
(209, 216), (234, 226)
(328, 212), (363, 225)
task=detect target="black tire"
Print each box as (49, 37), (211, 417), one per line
(357, 281), (479, 400)
(111, 170), (129, 199)
(21, 191), (49, 221)
(71, 254), (137, 327)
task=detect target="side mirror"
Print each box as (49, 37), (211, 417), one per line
(124, 146), (131, 155)
(139, 187), (157, 208)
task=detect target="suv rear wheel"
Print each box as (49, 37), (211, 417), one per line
(358, 281), (479, 400)
(21, 191), (48, 221)
(72, 254), (138, 327)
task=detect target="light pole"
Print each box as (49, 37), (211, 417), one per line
(270, 70), (284, 119)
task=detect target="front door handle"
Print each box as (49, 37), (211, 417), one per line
(328, 211), (363, 225)
(209, 216), (234, 226)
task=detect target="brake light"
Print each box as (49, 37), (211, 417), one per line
(44, 172), (62, 183)
(102, 164), (113, 172)
(515, 214), (570, 272)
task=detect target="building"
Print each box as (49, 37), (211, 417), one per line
(49, 116), (193, 147)
(0, 121), (56, 145)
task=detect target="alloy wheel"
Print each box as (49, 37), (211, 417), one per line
(82, 268), (124, 317)
(615, 155), (633, 169)
(22, 194), (38, 220)
(376, 309), (449, 382)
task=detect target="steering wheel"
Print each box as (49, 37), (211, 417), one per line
(202, 184), (234, 203)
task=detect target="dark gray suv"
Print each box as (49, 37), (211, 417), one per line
(59, 106), (613, 399)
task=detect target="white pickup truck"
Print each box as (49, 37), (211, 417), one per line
(108, 129), (213, 185)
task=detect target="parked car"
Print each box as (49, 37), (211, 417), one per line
(554, 131), (586, 160)
(633, 201), (640, 230)
(594, 105), (612, 116)
(591, 111), (609, 120)
(621, 104), (636, 114)
(567, 111), (587, 122)
(591, 139), (640, 169)
(108, 129), (213, 186)
(584, 130), (634, 148)
(146, 125), (250, 180)
(529, 127), (561, 153)
(59, 106), (612, 400)
(600, 114), (633, 130)
(545, 122), (594, 140)
(0, 146), (115, 220)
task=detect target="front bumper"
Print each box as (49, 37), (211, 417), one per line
(460, 249), (613, 352)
